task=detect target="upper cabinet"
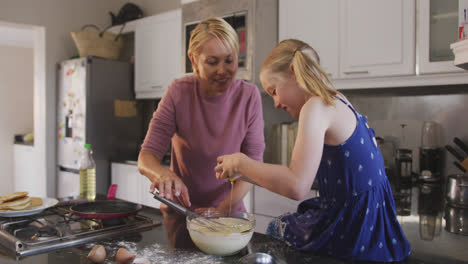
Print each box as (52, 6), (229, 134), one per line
(417, 0), (464, 74)
(279, 0), (415, 80)
(279, 0), (468, 89)
(339, 0), (415, 78)
(134, 9), (182, 99)
(279, 0), (339, 78)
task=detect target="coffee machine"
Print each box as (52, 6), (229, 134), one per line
(419, 121), (443, 182)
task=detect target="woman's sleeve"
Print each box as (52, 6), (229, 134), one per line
(241, 87), (265, 162)
(140, 81), (177, 159)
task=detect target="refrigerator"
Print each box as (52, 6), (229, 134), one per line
(56, 56), (141, 198)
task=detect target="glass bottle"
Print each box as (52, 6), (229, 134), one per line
(79, 143), (96, 200)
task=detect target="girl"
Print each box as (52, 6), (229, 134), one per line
(215, 39), (410, 262)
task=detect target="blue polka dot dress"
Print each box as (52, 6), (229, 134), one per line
(266, 98), (411, 262)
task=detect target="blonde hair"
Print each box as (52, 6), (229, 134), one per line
(261, 39), (339, 106)
(187, 17), (239, 77)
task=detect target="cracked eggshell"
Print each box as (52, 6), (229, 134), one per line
(116, 248), (136, 264)
(87, 245), (106, 263)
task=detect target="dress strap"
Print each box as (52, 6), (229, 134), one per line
(334, 96), (359, 117)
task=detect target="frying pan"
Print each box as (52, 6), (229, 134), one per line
(70, 200), (142, 220)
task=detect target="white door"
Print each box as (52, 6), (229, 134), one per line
(279, 0), (340, 79)
(339, 0), (416, 78)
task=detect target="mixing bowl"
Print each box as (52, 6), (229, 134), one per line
(186, 209), (255, 256)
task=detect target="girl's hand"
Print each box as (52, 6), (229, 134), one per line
(215, 153), (246, 180)
(150, 171), (191, 207)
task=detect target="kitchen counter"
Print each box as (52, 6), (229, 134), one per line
(1, 183), (468, 263)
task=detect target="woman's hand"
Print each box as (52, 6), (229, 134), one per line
(150, 170), (191, 207)
(214, 153), (246, 180)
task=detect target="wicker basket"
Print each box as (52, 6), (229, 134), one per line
(71, 25), (124, 60)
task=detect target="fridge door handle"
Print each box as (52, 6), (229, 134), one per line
(59, 166), (79, 174)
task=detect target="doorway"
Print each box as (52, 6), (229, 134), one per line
(0, 21), (46, 196)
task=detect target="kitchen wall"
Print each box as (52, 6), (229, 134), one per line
(0, 44), (33, 195)
(343, 85), (468, 179)
(263, 84), (468, 179)
(0, 0), (180, 197)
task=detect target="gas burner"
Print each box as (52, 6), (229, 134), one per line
(14, 225), (59, 241)
(0, 204), (161, 257)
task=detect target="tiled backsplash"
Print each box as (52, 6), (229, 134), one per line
(262, 85), (468, 180)
(344, 86), (468, 179)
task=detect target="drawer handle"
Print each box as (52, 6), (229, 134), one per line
(151, 85), (163, 90)
(343, 70), (369, 75)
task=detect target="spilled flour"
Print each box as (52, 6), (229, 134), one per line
(85, 241), (226, 264)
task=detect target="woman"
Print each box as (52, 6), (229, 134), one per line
(138, 17), (265, 248)
(215, 39), (411, 262)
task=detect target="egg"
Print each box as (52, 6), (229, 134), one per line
(116, 248), (136, 264)
(87, 245), (106, 263)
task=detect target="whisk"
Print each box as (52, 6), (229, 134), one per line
(149, 190), (233, 232)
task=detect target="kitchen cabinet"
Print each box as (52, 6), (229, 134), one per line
(111, 162), (161, 208)
(339, 0), (415, 78)
(111, 162), (253, 212)
(253, 186), (318, 234)
(111, 162), (145, 205)
(279, 0), (339, 78)
(134, 9), (182, 99)
(279, 0), (415, 80)
(417, 0), (464, 74)
(13, 144), (45, 197)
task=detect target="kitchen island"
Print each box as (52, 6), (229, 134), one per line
(1, 184), (468, 264)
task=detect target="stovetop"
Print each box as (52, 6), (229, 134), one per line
(0, 204), (161, 257)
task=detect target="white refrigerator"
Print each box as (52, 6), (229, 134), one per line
(56, 56), (142, 198)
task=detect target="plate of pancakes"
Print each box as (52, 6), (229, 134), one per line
(0, 192), (58, 217)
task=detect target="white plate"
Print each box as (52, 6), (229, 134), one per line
(0, 197), (59, 217)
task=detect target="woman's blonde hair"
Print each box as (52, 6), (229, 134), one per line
(261, 39), (339, 106)
(187, 17), (239, 77)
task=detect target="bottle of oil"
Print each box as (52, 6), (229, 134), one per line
(79, 143), (96, 200)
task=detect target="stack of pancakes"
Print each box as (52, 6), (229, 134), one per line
(0, 192), (42, 212)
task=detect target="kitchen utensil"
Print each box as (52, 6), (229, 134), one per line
(421, 121), (441, 148)
(419, 147), (443, 181)
(239, 252), (277, 264)
(445, 145), (465, 162)
(454, 137), (468, 157)
(395, 148), (413, 187)
(444, 205), (468, 235)
(419, 214), (437, 240)
(445, 174), (468, 208)
(186, 209), (255, 256)
(69, 200), (142, 219)
(454, 161), (467, 173)
(149, 190), (232, 232)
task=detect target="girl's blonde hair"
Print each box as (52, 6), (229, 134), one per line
(261, 39), (339, 106)
(187, 17), (239, 77)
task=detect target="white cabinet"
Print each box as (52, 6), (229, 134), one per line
(253, 186), (318, 234)
(13, 144), (45, 197)
(279, 0), (415, 80)
(339, 0), (415, 78)
(111, 162), (252, 212)
(135, 9), (182, 99)
(417, 0), (464, 74)
(111, 162), (160, 208)
(279, 0), (339, 78)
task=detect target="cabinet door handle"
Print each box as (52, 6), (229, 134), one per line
(151, 85), (163, 90)
(343, 70), (369, 75)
